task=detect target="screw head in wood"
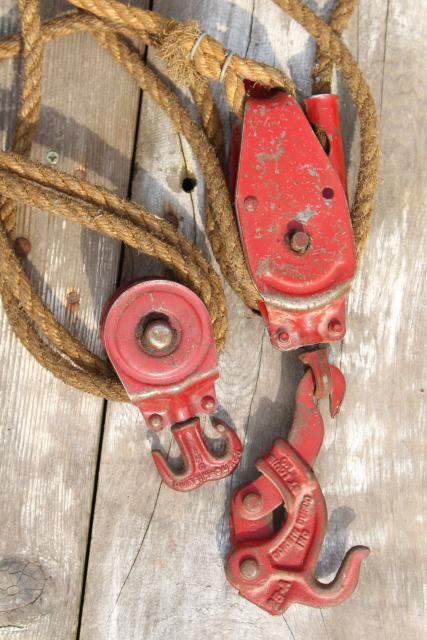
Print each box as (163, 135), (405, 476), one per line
(46, 150), (59, 165)
(13, 236), (31, 258)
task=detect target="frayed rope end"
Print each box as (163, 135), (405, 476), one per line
(158, 20), (202, 86)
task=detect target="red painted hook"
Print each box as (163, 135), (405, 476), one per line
(289, 349), (346, 467)
(226, 439), (369, 614)
(226, 350), (369, 614)
(151, 418), (243, 491)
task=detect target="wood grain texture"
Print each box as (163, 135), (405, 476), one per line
(0, 0), (144, 636)
(320, 2), (427, 638)
(77, 2), (387, 639)
(1, 1), (426, 639)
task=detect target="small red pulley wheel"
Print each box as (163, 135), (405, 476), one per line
(101, 279), (219, 431)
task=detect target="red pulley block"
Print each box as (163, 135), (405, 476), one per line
(232, 91), (356, 350)
(101, 279), (218, 431)
(101, 279), (242, 491)
(224, 89), (367, 615)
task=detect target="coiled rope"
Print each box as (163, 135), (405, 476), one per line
(0, 0), (379, 402)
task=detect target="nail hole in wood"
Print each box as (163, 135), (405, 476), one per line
(181, 176), (197, 193)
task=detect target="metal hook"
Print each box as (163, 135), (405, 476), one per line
(299, 349), (346, 417)
(226, 439), (369, 614)
(226, 349), (368, 614)
(151, 417), (242, 491)
(288, 348), (345, 468)
(292, 545), (370, 608)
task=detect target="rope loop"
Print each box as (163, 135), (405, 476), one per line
(0, 0), (379, 401)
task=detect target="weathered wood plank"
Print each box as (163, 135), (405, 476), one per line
(80, 1), (426, 639)
(0, 1), (144, 636)
(316, 2), (427, 638)
(79, 2), (329, 639)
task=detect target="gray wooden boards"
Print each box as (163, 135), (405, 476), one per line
(0, 0), (146, 636)
(0, 1), (425, 639)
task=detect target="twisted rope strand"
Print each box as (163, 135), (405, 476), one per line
(0, 0), (379, 401)
(312, 0), (358, 94)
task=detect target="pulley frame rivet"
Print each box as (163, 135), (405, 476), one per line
(278, 330), (290, 344)
(242, 492), (263, 513)
(148, 414), (163, 431)
(239, 558), (260, 580)
(328, 319), (343, 336)
(201, 395), (216, 412)
(243, 196), (258, 212)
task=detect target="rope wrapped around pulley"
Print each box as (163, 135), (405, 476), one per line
(0, 0), (379, 402)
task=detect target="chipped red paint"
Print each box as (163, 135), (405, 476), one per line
(304, 93), (348, 192)
(101, 279), (219, 431)
(226, 350), (369, 614)
(101, 279), (242, 491)
(152, 418), (242, 492)
(234, 92), (356, 349)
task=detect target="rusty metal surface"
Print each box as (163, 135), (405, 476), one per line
(304, 94), (348, 192)
(151, 418), (242, 492)
(101, 279), (219, 431)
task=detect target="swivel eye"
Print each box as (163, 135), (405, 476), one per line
(100, 279), (243, 491)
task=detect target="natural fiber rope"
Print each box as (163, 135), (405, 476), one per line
(312, 0), (358, 94)
(0, 0), (379, 401)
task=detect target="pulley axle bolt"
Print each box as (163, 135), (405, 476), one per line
(139, 318), (177, 355)
(239, 558), (260, 580)
(242, 492), (263, 513)
(201, 395), (216, 412)
(290, 230), (311, 254)
(328, 319), (343, 336)
(148, 413), (163, 431)
(243, 196), (258, 212)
